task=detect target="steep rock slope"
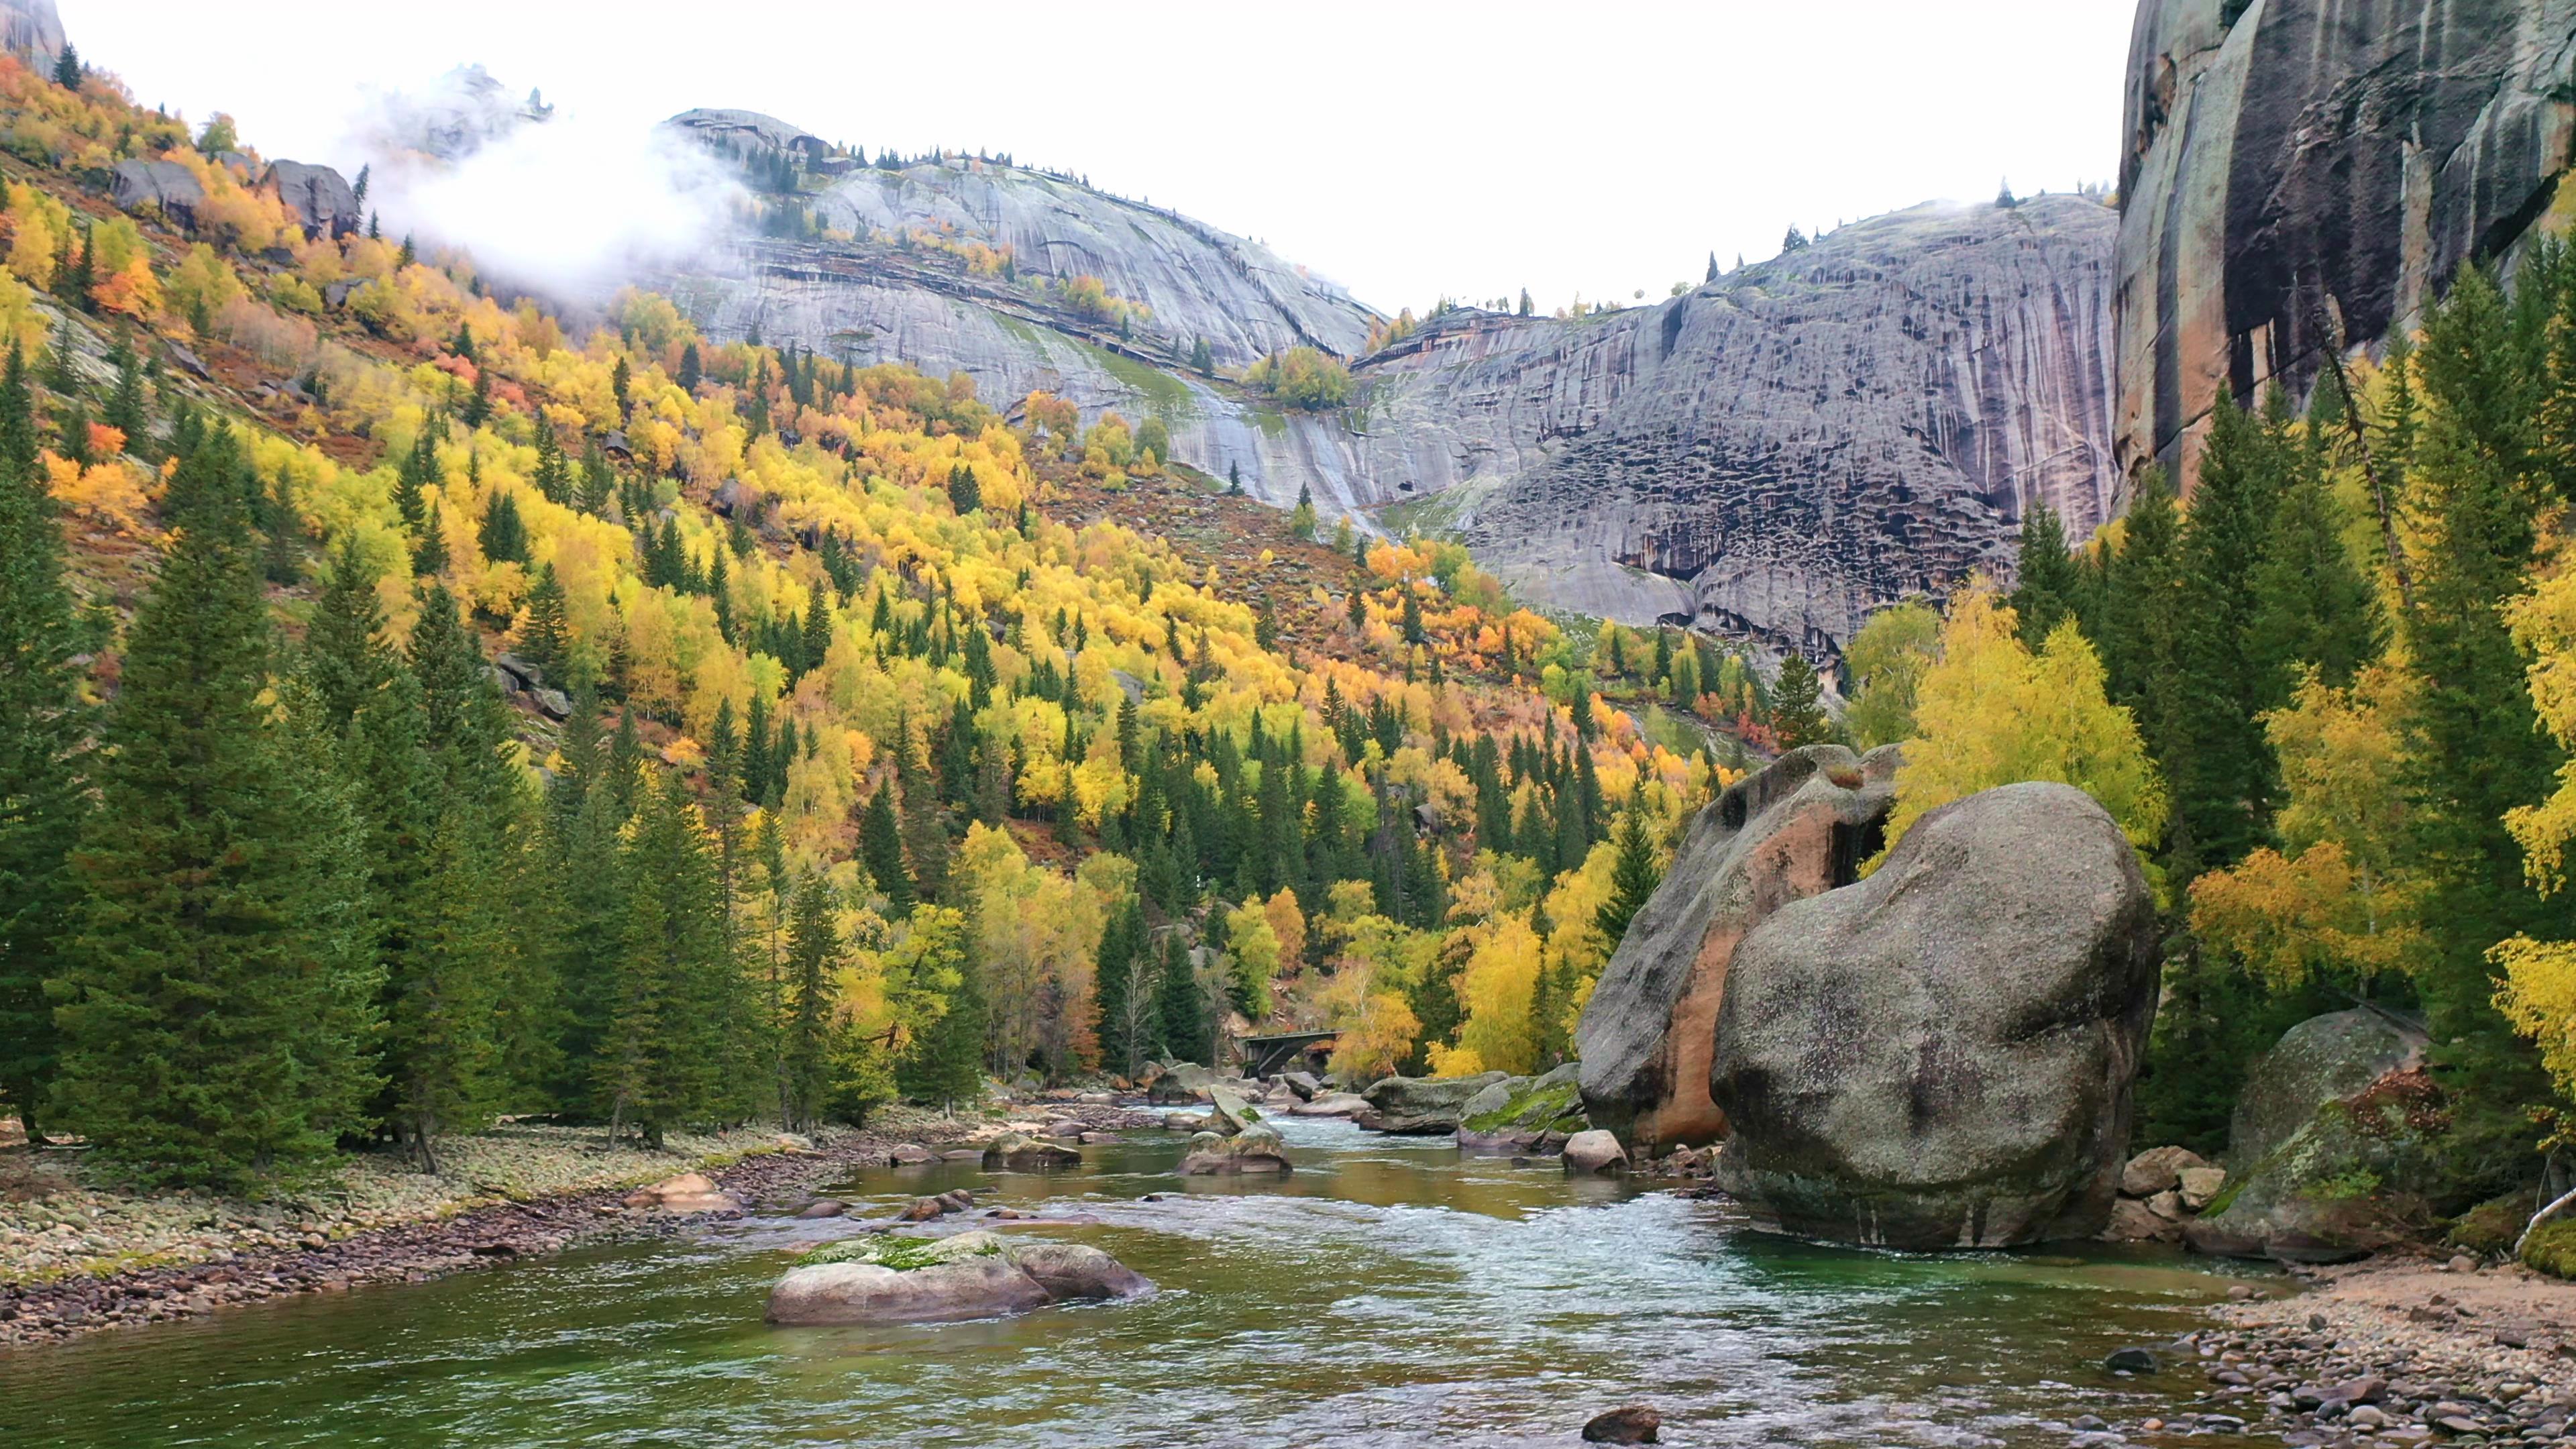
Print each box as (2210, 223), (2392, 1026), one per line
(1348, 197), (2119, 653)
(2116, 0), (2576, 488)
(661, 179), (2116, 653)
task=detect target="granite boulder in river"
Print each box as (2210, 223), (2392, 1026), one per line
(1709, 782), (2161, 1249)
(765, 1231), (1151, 1326)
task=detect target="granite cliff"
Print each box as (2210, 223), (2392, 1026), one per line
(651, 147), (2118, 655)
(2116, 0), (2576, 488)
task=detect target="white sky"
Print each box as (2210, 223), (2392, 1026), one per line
(76, 0), (2138, 316)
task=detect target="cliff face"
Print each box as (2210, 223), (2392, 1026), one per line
(2116, 0), (2576, 487)
(1345, 198), (2120, 655)
(0, 0), (62, 72)
(649, 149), (2116, 653)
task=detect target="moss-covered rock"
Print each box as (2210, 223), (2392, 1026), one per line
(1456, 1063), (1590, 1151)
(796, 1233), (1001, 1271)
(767, 1230), (1151, 1326)
(2524, 1220), (2576, 1280)
(2449, 1193), (2532, 1260)
(2185, 1072), (2447, 1263)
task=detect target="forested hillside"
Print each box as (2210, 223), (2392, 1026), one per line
(0, 56), (1751, 1191)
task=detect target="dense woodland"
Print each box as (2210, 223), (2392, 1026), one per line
(0, 57), (1756, 1192)
(7, 52), (2576, 1230)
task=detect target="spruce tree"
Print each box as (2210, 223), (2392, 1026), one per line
(1091, 895), (1148, 1078)
(50, 425), (381, 1189)
(596, 769), (735, 1146)
(861, 782), (914, 917)
(521, 563), (569, 672)
(1769, 654), (1827, 748)
(1152, 932), (1208, 1065)
(2169, 394), (2290, 876)
(1596, 807), (1662, 944)
(0, 345), (88, 1141)
(897, 911), (985, 1108)
(2249, 428), (2381, 697)
(477, 488), (529, 564)
(782, 871), (839, 1128)
(2006, 502), (2085, 648)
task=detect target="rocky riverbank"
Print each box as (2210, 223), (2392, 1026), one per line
(2058, 1256), (2576, 1446)
(0, 1103), (1154, 1349)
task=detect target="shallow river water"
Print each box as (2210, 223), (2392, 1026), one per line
(0, 1117), (2277, 1448)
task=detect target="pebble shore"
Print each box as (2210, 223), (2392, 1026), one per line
(0, 1104), (1150, 1349)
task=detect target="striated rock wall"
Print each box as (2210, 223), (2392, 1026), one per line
(0, 0), (61, 72)
(2116, 0), (2576, 490)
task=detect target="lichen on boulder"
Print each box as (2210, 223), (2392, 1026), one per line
(1456, 1063), (1588, 1152)
(766, 1230), (1151, 1326)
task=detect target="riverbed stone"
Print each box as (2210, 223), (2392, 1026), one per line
(1281, 1071), (1321, 1100)
(620, 1172), (743, 1213)
(1205, 1084), (1262, 1136)
(1456, 1063), (1588, 1151)
(888, 1144), (933, 1165)
(2123, 1145), (2208, 1198)
(1356, 1071), (1511, 1134)
(1708, 782), (2161, 1249)
(1576, 745), (1901, 1149)
(1562, 1130), (1627, 1175)
(764, 1231), (1150, 1326)
(1179, 1123), (1293, 1176)
(1290, 1092), (1370, 1118)
(1581, 1403), (1663, 1444)
(982, 1133), (1081, 1170)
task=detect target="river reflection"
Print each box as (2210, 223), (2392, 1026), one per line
(0, 1116), (2277, 1448)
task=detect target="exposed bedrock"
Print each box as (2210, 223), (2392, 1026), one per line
(1707, 782), (2161, 1250)
(2116, 0), (2576, 490)
(1573, 745), (1900, 1151)
(645, 149), (2118, 653)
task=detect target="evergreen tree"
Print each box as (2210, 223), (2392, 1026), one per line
(1289, 483), (1317, 540)
(2169, 394), (2291, 876)
(2006, 502), (2085, 649)
(676, 342), (701, 392)
(1152, 933), (1209, 1065)
(51, 42), (80, 89)
(596, 770), (735, 1146)
(0, 345), (88, 1141)
(896, 909), (983, 1108)
(1091, 895), (1148, 1078)
(1596, 807), (1662, 944)
(520, 563), (569, 672)
(477, 488), (529, 564)
(102, 328), (147, 456)
(2249, 428), (2381, 697)
(947, 461), (981, 515)
(49, 426), (381, 1189)
(861, 783), (914, 916)
(1770, 654), (1827, 748)
(781, 871), (839, 1129)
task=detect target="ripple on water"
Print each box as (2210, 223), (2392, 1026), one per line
(0, 1119), (2272, 1448)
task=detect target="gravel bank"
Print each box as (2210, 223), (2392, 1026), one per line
(0, 1102), (1155, 1349)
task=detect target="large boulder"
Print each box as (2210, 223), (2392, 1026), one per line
(1576, 745), (1900, 1148)
(260, 160), (362, 240)
(2228, 1008), (2426, 1168)
(1179, 1123), (1293, 1175)
(1456, 1063), (1588, 1152)
(1709, 782), (2161, 1249)
(765, 1231), (1150, 1326)
(621, 1171), (742, 1213)
(1562, 1130), (1629, 1175)
(1205, 1083), (1263, 1136)
(110, 159), (205, 228)
(1356, 1071), (1511, 1134)
(1289, 1091), (1371, 1118)
(2186, 1010), (2443, 1263)
(982, 1132), (1081, 1170)
(1145, 1061), (1223, 1104)
(2114, 0), (2576, 488)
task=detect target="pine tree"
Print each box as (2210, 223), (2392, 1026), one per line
(676, 342), (701, 392)
(51, 42), (80, 89)
(782, 871), (839, 1129)
(392, 429), (435, 531)
(477, 488), (529, 564)
(896, 908), (983, 1108)
(102, 328), (147, 457)
(0, 345), (88, 1141)
(520, 563), (569, 672)
(1152, 932), (1208, 1065)
(1596, 807), (1662, 944)
(1091, 895), (1148, 1079)
(861, 783), (914, 917)
(1289, 483), (1317, 540)
(49, 425), (381, 1189)
(2006, 502), (2085, 649)
(596, 770), (736, 1146)
(2249, 429), (2381, 697)
(1770, 653), (1827, 748)
(2169, 394), (2291, 876)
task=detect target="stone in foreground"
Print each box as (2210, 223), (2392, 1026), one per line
(1178, 1123), (1293, 1176)
(1562, 1130), (1627, 1175)
(1709, 782), (2161, 1249)
(621, 1172), (743, 1213)
(1582, 1404), (1662, 1444)
(982, 1132), (1081, 1170)
(1576, 746), (1898, 1149)
(765, 1231), (1151, 1326)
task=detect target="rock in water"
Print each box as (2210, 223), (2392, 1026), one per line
(1456, 1063), (1589, 1152)
(1582, 1405), (1663, 1444)
(982, 1133), (1081, 1170)
(1178, 1124), (1293, 1176)
(621, 1172), (743, 1214)
(1562, 1130), (1628, 1176)
(764, 1232), (1150, 1326)
(1356, 1071), (1511, 1134)
(1576, 745), (1899, 1148)
(2120, 1144), (2208, 1198)
(1709, 782), (2161, 1249)
(2114, 0), (2576, 488)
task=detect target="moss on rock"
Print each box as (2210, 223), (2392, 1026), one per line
(796, 1234), (1002, 1272)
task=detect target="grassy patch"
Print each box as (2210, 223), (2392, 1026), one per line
(796, 1235), (998, 1272)
(1079, 340), (1198, 423)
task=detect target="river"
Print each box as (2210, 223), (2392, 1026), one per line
(0, 1116), (2275, 1447)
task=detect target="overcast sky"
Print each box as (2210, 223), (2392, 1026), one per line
(76, 0), (2138, 315)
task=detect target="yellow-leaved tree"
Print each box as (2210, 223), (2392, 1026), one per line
(2493, 528), (2576, 1105)
(2190, 663), (2427, 987)
(1877, 582), (2165, 867)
